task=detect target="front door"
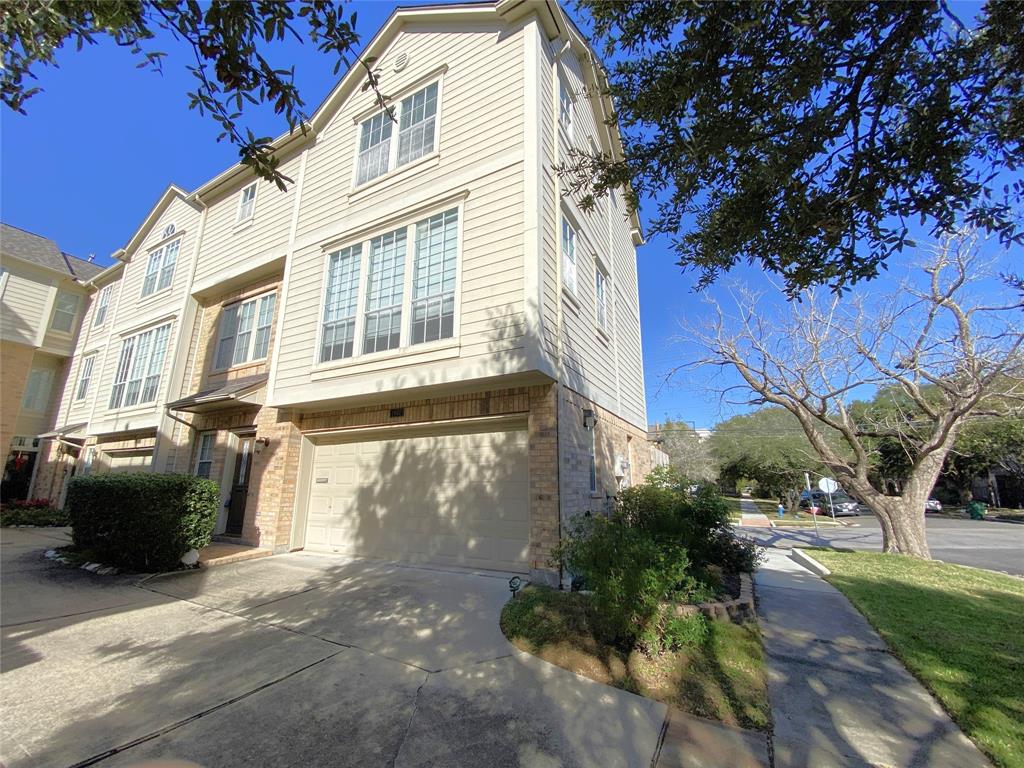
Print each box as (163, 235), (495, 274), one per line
(226, 436), (254, 535)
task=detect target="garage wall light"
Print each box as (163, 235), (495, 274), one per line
(582, 409), (597, 430)
(253, 436), (271, 455)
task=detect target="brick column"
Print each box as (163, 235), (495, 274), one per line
(528, 383), (560, 585)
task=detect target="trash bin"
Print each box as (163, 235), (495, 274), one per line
(966, 500), (986, 520)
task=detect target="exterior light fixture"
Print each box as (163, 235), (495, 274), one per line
(253, 436), (271, 455)
(582, 409), (597, 430)
(509, 576), (522, 598)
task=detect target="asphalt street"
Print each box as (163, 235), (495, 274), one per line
(740, 515), (1024, 576)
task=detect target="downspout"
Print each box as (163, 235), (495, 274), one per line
(165, 407), (195, 437)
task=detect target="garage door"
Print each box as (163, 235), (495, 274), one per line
(303, 426), (529, 572)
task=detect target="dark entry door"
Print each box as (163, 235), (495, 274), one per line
(226, 436), (254, 535)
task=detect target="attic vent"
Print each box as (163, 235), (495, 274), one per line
(162, 223), (176, 238)
(393, 52), (409, 72)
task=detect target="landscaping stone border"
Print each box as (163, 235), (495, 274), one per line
(673, 572), (756, 622)
(44, 548), (121, 576)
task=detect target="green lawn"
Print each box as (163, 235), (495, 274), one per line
(810, 549), (1024, 768)
(501, 586), (770, 731)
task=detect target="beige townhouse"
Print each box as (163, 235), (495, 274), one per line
(0, 223), (104, 500)
(34, 0), (652, 584)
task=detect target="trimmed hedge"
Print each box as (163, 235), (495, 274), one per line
(66, 473), (220, 571)
(0, 500), (69, 527)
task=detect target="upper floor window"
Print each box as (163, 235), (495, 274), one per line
(320, 245), (362, 363)
(356, 81), (439, 186)
(595, 267), (609, 331)
(194, 433), (215, 479)
(318, 207), (460, 364)
(21, 368), (53, 412)
(561, 217), (578, 295)
(237, 183), (257, 222)
(559, 76), (573, 137)
(75, 355), (96, 401)
(109, 323), (171, 409)
(93, 284), (112, 326)
(50, 291), (79, 332)
(141, 239), (180, 297)
(214, 292), (277, 370)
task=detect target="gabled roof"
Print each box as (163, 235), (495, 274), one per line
(112, 184), (197, 262)
(0, 222), (104, 281)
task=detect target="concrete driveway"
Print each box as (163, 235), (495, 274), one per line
(0, 528), (664, 768)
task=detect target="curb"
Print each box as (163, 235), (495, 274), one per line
(790, 548), (830, 577)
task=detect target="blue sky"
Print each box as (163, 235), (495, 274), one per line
(1, 1), (1016, 429)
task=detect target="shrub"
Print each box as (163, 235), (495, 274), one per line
(554, 514), (709, 646)
(0, 500), (69, 527)
(66, 473), (219, 571)
(640, 609), (709, 654)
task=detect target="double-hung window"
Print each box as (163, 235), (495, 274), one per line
(363, 228), (406, 354)
(109, 323), (171, 409)
(318, 207), (460, 364)
(141, 239), (180, 296)
(194, 433), (215, 479)
(559, 76), (573, 137)
(93, 284), (112, 326)
(21, 368), (53, 412)
(411, 209), (457, 344)
(50, 291), (79, 332)
(595, 267), (609, 331)
(214, 292), (277, 370)
(320, 245), (362, 362)
(561, 217), (578, 295)
(237, 183), (257, 222)
(75, 355), (96, 401)
(356, 81), (439, 185)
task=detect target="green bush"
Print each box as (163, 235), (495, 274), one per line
(0, 500), (69, 527)
(640, 609), (709, 654)
(66, 473), (219, 571)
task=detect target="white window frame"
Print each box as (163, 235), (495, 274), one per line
(353, 78), (443, 187)
(315, 203), (463, 368)
(213, 291), (277, 371)
(595, 265), (609, 332)
(50, 291), (79, 332)
(588, 427), (598, 494)
(236, 182), (258, 223)
(108, 323), (172, 410)
(21, 368), (53, 412)
(194, 432), (215, 479)
(93, 284), (113, 326)
(75, 354), (96, 401)
(561, 215), (579, 296)
(140, 238), (181, 297)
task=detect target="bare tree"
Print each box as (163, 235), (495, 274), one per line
(688, 230), (1023, 557)
(656, 420), (718, 482)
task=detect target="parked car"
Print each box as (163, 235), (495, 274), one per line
(800, 490), (862, 516)
(925, 498), (943, 512)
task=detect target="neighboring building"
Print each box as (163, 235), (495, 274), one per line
(32, 1), (650, 583)
(0, 223), (104, 500)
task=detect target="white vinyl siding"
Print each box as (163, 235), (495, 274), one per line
(237, 182), (257, 222)
(411, 209), (457, 344)
(21, 368), (53, 412)
(108, 324), (171, 409)
(93, 284), (112, 326)
(363, 227), (407, 354)
(214, 292), (277, 370)
(356, 82), (439, 185)
(561, 217), (578, 295)
(50, 291), (79, 332)
(320, 245), (362, 363)
(194, 433), (215, 478)
(141, 239), (180, 296)
(75, 355), (96, 401)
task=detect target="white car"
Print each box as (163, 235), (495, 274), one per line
(925, 498), (942, 512)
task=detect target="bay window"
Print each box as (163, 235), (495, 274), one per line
(50, 291), (80, 332)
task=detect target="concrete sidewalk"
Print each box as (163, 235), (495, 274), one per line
(739, 498), (773, 528)
(755, 549), (990, 767)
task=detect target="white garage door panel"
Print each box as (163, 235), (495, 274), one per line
(305, 428), (529, 572)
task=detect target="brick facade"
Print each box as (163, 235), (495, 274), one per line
(0, 340), (34, 458)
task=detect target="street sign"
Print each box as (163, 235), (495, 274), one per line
(818, 477), (839, 494)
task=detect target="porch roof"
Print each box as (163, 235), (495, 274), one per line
(167, 374), (267, 414)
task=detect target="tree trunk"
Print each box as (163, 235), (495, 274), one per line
(843, 479), (932, 558)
